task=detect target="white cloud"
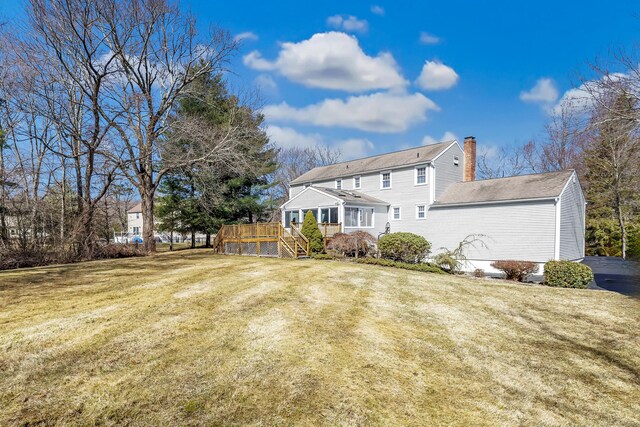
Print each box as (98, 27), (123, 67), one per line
(552, 73), (628, 115)
(243, 32), (406, 92)
(264, 91), (439, 133)
(267, 126), (323, 149)
(419, 32), (440, 45)
(234, 32), (258, 42)
(371, 5), (385, 16)
(254, 74), (277, 92)
(336, 138), (375, 159)
(267, 126), (374, 160)
(520, 78), (559, 105)
(416, 60), (459, 90)
(327, 15), (368, 33)
(422, 131), (458, 146)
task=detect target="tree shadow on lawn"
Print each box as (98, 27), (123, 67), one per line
(0, 251), (220, 291)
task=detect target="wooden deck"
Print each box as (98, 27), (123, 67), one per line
(212, 222), (342, 258)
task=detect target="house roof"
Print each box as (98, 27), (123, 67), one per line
(314, 187), (389, 205)
(290, 140), (456, 185)
(433, 170), (576, 206)
(128, 202), (142, 213)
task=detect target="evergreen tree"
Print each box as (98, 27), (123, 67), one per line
(300, 211), (324, 253)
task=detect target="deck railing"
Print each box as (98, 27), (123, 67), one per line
(212, 222), (340, 258)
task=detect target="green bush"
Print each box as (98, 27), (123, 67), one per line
(378, 232), (431, 263)
(491, 260), (539, 282)
(310, 253), (334, 260)
(354, 257), (445, 274)
(300, 211), (324, 253)
(544, 260), (594, 288)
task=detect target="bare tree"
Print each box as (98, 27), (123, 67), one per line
(272, 145), (342, 201)
(96, 0), (237, 251)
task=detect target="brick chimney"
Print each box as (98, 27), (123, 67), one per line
(463, 136), (476, 182)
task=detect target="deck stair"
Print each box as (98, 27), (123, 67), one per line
(213, 222), (338, 258)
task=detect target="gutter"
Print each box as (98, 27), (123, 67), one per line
(430, 196), (558, 209)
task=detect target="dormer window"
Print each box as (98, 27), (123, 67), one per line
(381, 171), (391, 189)
(353, 176), (361, 189)
(415, 166), (427, 185)
(335, 178), (342, 190)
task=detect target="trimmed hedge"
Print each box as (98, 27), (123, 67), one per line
(354, 257), (445, 274)
(544, 260), (594, 288)
(378, 232), (431, 264)
(491, 260), (539, 282)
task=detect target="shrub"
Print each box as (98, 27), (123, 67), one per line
(327, 231), (376, 257)
(310, 253), (334, 260)
(544, 260), (594, 288)
(95, 244), (147, 259)
(474, 268), (485, 278)
(300, 211), (324, 253)
(354, 257), (445, 274)
(491, 260), (539, 282)
(378, 232), (431, 264)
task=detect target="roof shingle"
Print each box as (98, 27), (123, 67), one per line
(433, 170), (575, 206)
(291, 141), (455, 184)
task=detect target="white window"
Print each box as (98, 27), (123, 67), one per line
(392, 207), (401, 220)
(344, 207), (374, 228)
(133, 226), (140, 234)
(381, 171), (391, 189)
(416, 205), (426, 220)
(415, 166), (427, 185)
(353, 176), (361, 189)
(454, 156), (459, 166)
(136, 213), (140, 219)
(335, 179), (342, 190)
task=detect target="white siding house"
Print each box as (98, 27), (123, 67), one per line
(282, 137), (586, 273)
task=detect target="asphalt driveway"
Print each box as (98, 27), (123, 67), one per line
(582, 256), (639, 297)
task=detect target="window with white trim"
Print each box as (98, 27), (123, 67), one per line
(344, 207), (374, 228)
(335, 178), (342, 190)
(453, 156), (459, 166)
(392, 207), (401, 220)
(381, 171), (391, 189)
(353, 176), (361, 189)
(415, 166), (427, 185)
(416, 205), (426, 220)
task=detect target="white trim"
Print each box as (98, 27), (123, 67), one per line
(430, 140), (462, 162)
(353, 175), (361, 189)
(429, 164), (436, 204)
(554, 196), (561, 260)
(414, 164), (428, 186)
(280, 186), (342, 209)
(391, 206), (401, 221)
(380, 170), (392, 190)
(415, 203), (427, 220)
(430, 196), (558, 209)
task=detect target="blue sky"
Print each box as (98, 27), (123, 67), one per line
(2, 0), (637, 159)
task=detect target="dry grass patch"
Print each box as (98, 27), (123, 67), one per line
(0, 250), (639, 426)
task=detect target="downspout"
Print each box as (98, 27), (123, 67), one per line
(554, 196), (561, 260)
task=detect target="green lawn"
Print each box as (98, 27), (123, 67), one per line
(0, 251), (639, 426)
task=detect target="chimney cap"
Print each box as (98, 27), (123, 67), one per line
(464, 136), (476, 141)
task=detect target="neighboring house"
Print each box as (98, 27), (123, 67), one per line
(281, 137), (585, 274)
(121, 202), (206, 244)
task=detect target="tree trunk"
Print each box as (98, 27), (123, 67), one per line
(170, 229), (173, 251)
(615, 193), (627, 259)
(191, 227), (196, 249)
(206, 231), (211, 248)
(141, 192), (156, 252)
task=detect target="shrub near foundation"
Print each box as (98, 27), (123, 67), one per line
(544, 260), (594, 288)
(378, 232), (431, 263)
(491, 260), (539, 282)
